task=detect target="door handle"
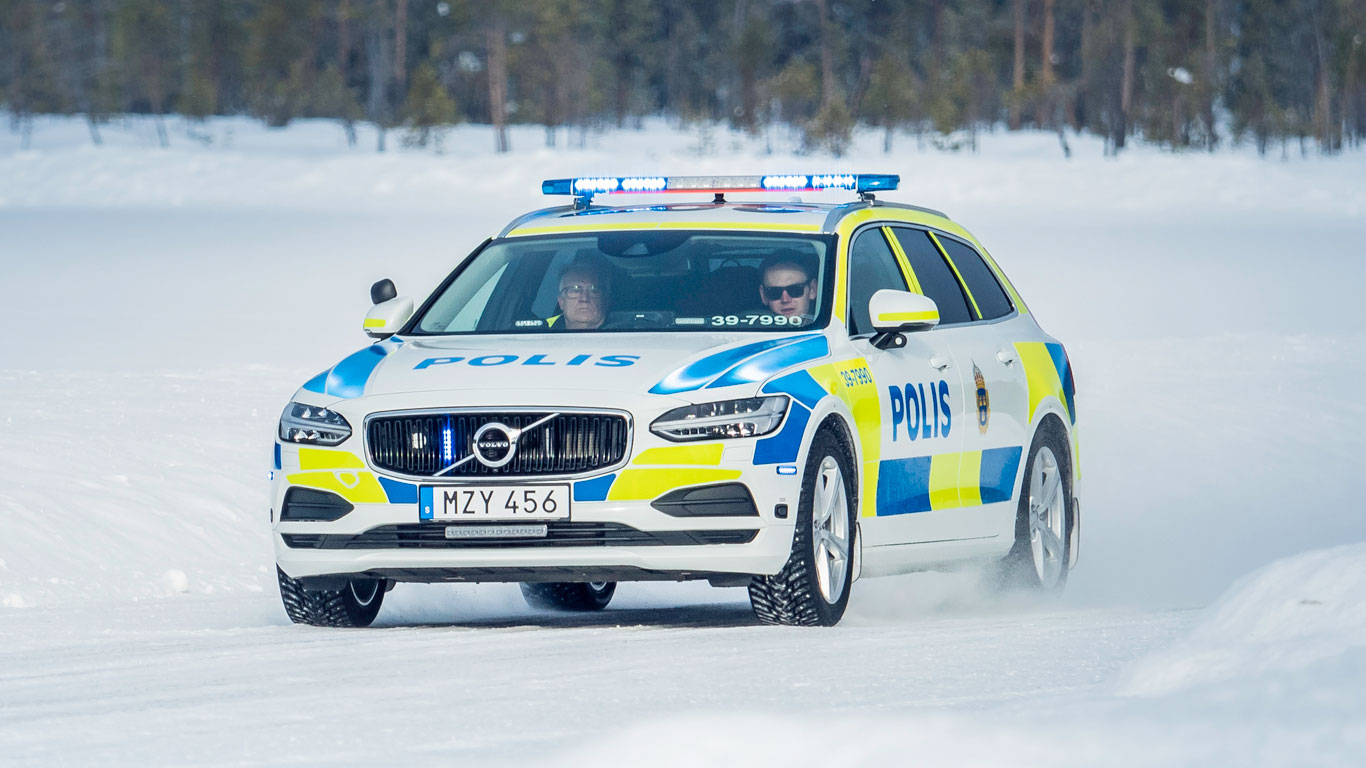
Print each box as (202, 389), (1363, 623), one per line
(996, 348), (1018, 366)
(929, 356), (953, 371)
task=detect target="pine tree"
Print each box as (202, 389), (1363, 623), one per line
(110, 0), (178, 146)
(244, 0), (321, 128)
(401, 60), (458, 149)
(861, 55), (917, 153)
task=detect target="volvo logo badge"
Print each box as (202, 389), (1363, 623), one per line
(434, 413), (560, 477)
(471, 422), (517, 468)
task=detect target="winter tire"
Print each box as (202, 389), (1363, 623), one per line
(277, 568), (386, 627)
(999, 421), (1072, 591)
(519, 581), (616, 611)
(748, 428), (856, 626)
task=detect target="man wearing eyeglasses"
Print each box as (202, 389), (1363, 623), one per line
(548, 257), (611, 330)
(758, 252), (817, 323)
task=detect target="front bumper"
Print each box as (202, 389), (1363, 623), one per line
(273, 497), (796, 581)
(270, 378), (819, 583)
(271, 436), (803, 581)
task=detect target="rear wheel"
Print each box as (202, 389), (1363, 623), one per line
(277, 568), (386, 627)
(748, 429), (856, 626)
(999, 423), (1072, 591)
(519, 581), (616, 611)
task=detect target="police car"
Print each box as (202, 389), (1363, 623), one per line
(272, 174), (1079, 627)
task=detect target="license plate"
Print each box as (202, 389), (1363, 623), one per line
(419, 485), (571, 522)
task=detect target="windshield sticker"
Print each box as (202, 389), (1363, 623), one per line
(708, 314), (806, 328)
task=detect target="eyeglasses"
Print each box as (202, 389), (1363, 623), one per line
(762, 282), (809, 302)
(559, 283), (603, 299)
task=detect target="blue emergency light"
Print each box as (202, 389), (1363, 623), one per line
(541, 174), (899, 201)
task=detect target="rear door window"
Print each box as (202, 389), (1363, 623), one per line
(934, 235), (1014, 321)
(889, 228), (973, 325)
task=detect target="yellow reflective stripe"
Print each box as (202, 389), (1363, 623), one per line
(882, 226), (923, 294)
(928, 453), (960, 510)
(546, 314), (561, 328)
(958, 450), (983, 507)
(632, 444), (724, 466)
(928, 231), (982, 320)
(286, 470), (387, 503)
(363, 318), (386, 329)
(657, 222), (819, 231)
(1015, 342), (1068, 423)
(298, 448), (366, 470)
(809, 358), (881, 517)
(877, 311), (937, 323)
(513, 222), (652, 235)
(606, 468), (743, 501)
(832, 239), (849, 323)
(510, 222), (821, 236)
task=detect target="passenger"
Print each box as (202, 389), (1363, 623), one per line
(548, 256), (612, 330)
(758, 251), (817, 321)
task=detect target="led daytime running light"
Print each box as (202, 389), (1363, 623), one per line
(649, 396), (789, 442)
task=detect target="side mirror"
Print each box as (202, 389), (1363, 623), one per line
(867, 290), (939, 349)
(869, 289), (940, 332)
(364, 296), (414, 339)
(370, 279), (397, 305)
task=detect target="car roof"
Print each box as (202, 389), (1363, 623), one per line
(497, 200), (953, 239)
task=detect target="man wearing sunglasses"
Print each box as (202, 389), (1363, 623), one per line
(548, 256), (612, 330)
(758, 252), (817, 322)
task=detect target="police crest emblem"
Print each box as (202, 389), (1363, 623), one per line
(973, 362), (990, 434)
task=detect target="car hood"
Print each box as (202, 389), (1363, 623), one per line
(296, 331), (831, 404)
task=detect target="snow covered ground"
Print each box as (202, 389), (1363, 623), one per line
(1, 115), (1364, 764)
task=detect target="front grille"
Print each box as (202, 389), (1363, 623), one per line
(283, 523), (757, 549)
(367, 411), (630, 478)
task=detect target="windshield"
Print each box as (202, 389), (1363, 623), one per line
(411, 231), (836, 335)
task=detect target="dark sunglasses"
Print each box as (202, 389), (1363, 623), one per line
(762, 282), (809, 301)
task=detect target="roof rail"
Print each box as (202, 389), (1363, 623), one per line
(821, 200), (950, 232)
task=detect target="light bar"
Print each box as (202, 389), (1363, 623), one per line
(541, 174), (899, 199)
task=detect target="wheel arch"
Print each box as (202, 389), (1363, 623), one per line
(1015, 410), (1077, 540)
(798, 398), (862, 505)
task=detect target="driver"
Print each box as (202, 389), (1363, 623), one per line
(758, 251), (817, 321)
(547, 255), (612, 330)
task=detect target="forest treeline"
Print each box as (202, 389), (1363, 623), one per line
(3, 0), (1364, 155)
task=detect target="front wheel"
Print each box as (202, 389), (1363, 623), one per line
(999, 423), (1072, 591)
(748, 429), (856, 626)
(277, 568), (386, 627)
(519, 581), (616, 611)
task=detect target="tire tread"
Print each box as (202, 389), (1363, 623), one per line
(520, 582), (615, 611)
(277, 568), (383, 627)
(748, 427), (855, 627)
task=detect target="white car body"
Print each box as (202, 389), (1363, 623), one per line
(271, 194), (1079, 605)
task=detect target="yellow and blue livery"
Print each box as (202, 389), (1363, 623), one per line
(271, 174), (1080, 627)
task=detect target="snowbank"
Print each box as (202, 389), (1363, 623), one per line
(548, 545), (1366, 768)
(1120, 543), (1366, 696)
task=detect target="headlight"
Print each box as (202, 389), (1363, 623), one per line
(650, 396), (789, 442)
(279, 402), (352, 446)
